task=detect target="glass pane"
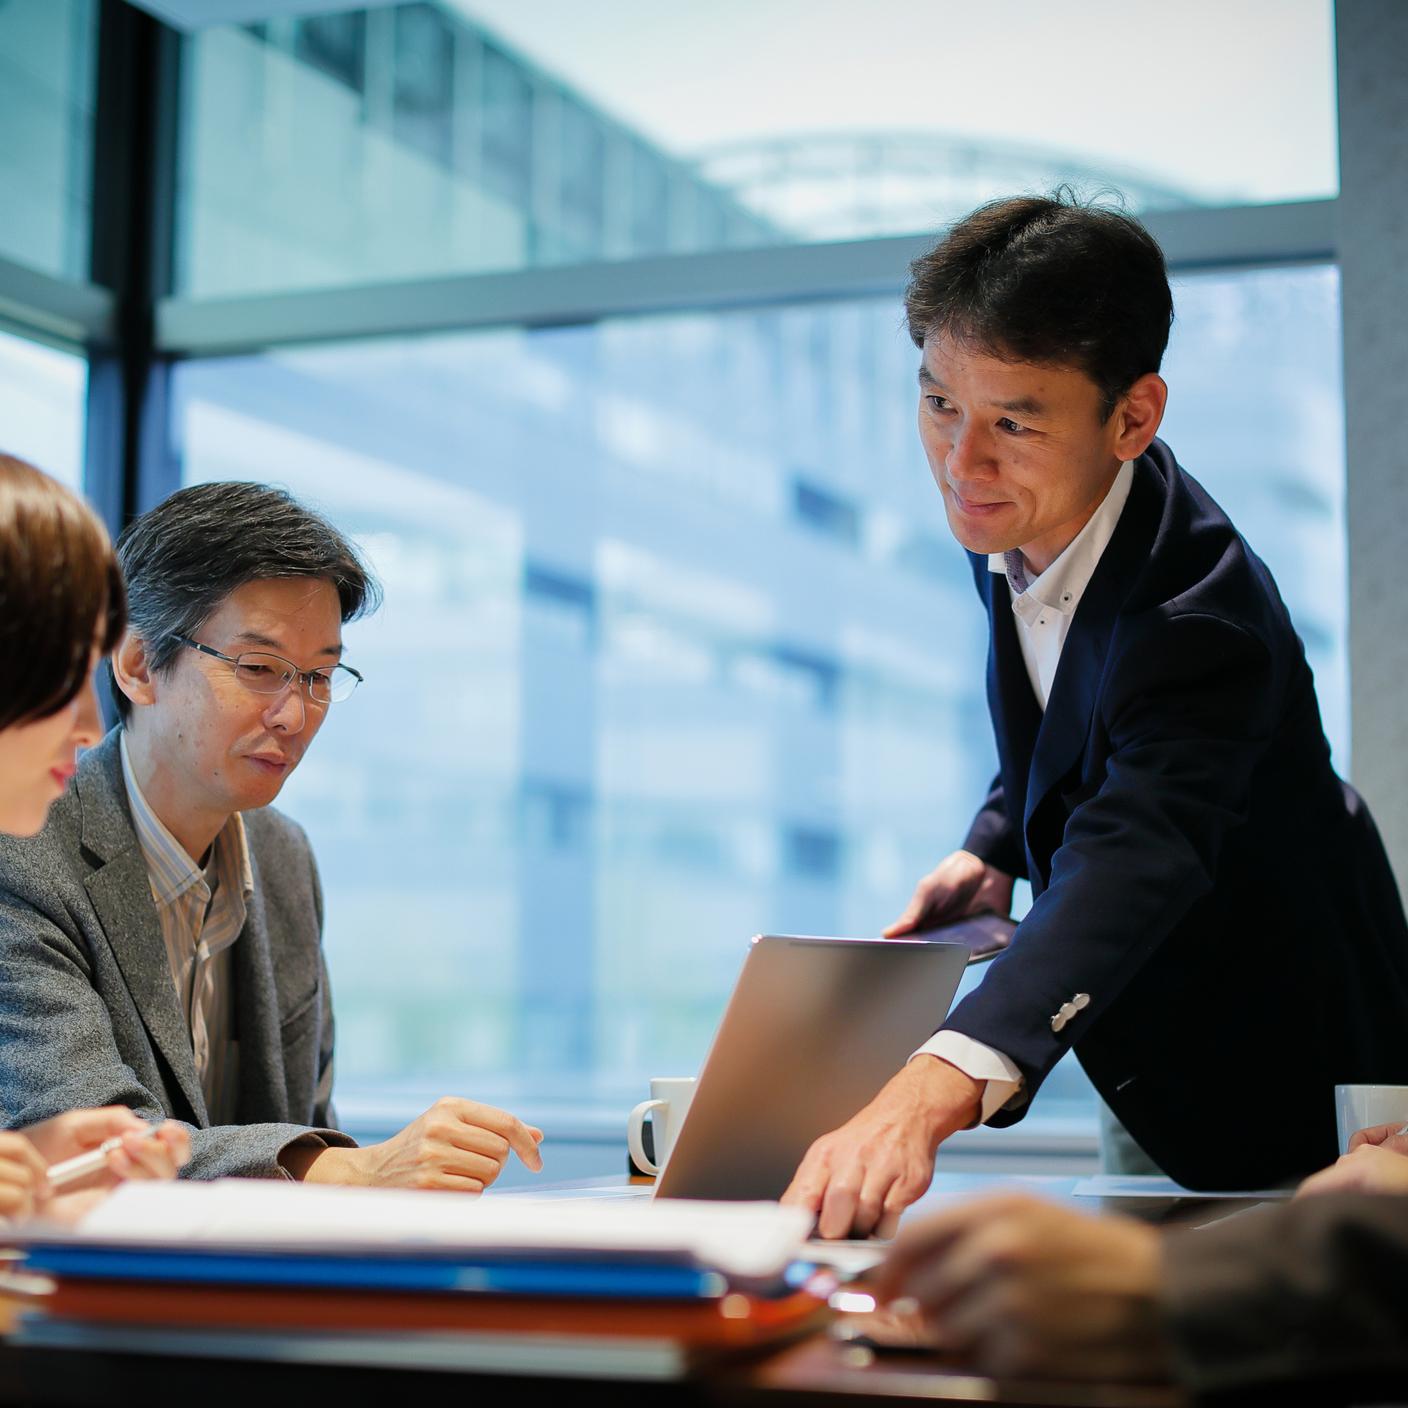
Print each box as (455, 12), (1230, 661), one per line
(175, 0), (1335, 297)
(1163, 265), (1347, 772)
(0, 328), (88, 489)
(0, 0), (97, 281)
(172, 264), (1342, 1138)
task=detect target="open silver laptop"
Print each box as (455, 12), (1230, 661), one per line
(650, 933), (969, 1201)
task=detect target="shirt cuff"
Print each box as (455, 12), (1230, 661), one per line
(910, 1031), (1024, 1123)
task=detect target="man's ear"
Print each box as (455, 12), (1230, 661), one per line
(111, 631), (159, 710)
(1111, 373), (1168, 461)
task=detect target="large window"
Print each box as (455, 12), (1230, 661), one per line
(0, 0), (97, 282)
(172, 263), (1344, 1134)
(0, 328), (88, 488)
(0, 0), (1358, 1172)
(174, 0), (1336, 297)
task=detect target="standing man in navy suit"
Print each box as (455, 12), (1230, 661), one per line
(783, 193), (1408, 1236)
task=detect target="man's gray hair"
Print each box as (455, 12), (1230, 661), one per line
(110, 481), (381, 721)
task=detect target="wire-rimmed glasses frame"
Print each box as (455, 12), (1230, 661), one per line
(171, 635), (363, 705)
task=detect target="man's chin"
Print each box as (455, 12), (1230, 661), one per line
(947, 523), (1020, 557)
(239, 755), (296, 804)
(942, 504), (1021, 558)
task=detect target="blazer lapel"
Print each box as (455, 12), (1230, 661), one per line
(986, 568), (1043, 836)
(77, 733), (209, 1126)
(231, 861), (288, 1124)
(1025, 458), (1162, 832)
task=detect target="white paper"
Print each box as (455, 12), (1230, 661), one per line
(802, 1238), (890, 1276)
(63, 1179), (811, 1279)
(1071, 1174), (1293, 1200)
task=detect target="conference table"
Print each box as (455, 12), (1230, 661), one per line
(0, 1171), (1272, 1407)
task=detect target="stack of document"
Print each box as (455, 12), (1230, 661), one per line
(13, 1181), (827, 1378)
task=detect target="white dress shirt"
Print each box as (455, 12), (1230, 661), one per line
(120, 732), (252, 1125)
(912, 462), (1135, 1121)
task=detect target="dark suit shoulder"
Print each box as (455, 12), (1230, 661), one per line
(1113, 601), (1271, 673)
(1101, 610), (1278, 743)
(1125, 440), (1297, 645)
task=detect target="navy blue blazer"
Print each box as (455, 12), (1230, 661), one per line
(943, 439), (1408, 1189)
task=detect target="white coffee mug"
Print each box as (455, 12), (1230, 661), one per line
(1334, 1083), (1408, 1154)
(627, 1076), (696, 1176)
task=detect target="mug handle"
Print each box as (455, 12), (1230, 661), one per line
(627, 1098), (667, 1175)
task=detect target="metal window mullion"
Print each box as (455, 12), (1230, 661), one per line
(0, 252), (113, 349)
(155, 197), (1338, 358)
(82, 2), (182, 534)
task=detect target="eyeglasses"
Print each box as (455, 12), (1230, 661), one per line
(172, 635), (364, 705)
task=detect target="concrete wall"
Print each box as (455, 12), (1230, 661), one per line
(1339, 0), (1408, 890)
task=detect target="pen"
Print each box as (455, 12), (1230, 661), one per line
(46, 1123), (160, 1191)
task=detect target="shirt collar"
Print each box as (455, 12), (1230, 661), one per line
(119, 731), (253, 909)
(986, 460), (1135, 616)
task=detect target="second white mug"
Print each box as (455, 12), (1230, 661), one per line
(626, 1076), (696, 1176)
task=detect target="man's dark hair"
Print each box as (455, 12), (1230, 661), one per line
(0, 454), (126, 732)
(904, 190), (1174, 419)
(111, 481), (382, 722)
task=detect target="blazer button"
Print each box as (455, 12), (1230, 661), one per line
(1050, 1010), (1068, 1033)
(1071, 993), (1090, 1011)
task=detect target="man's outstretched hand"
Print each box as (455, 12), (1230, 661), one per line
(885, 850), (1014, 937)
(780, 1056), (982, 1238)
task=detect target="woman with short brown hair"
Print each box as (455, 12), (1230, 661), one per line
(0, 454), (187, 1218)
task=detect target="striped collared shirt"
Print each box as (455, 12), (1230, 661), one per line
(119, 731), (252, 1125)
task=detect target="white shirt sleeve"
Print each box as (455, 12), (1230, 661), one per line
(911, 1031), (1025, 1124)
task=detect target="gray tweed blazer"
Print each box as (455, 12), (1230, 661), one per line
(0, 728), (356, 1178)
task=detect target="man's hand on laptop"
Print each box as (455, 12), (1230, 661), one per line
(884, 850), (1014, 937)
(285, 1098), (545, 1190)
(781, 1057), (981, 1238)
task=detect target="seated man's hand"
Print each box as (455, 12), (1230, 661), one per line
(780, 1057), (979, 1239)
(293, 1097), (544, 1191)
(1297, 1141), (1408, 1198)
(1347, 1121), (1408, 1157)
(873, 1193), (1172, 1382)
(884, 850), (1014, 937)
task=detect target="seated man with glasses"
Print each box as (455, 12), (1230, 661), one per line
(0, 481), (544, 1187)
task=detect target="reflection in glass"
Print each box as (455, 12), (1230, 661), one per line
(175, 1), (1334, 298)
(0, 328), (87, 488)
(0, 0), (97, 282)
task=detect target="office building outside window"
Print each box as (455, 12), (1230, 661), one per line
(0, 330), (88, 490)
(0, 0), (97, 283)
(173, 1), (1335, 298)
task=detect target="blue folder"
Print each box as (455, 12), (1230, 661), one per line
(22, 1243), (725, 1299)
